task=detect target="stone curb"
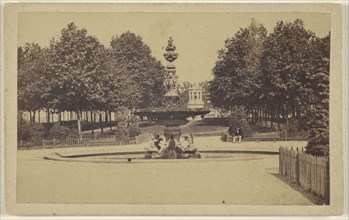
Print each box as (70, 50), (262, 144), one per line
(44, 150), (279, 164)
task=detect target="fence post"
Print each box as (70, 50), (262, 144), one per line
(296, 147), (300, 184)
(325, 158), (330, 205)
(284, 147), (286, 176)
(279, 147), (282, 175)
(279, 147), (284, 175)
(314, 156), (318, 195)
(289, 146), (293, 180)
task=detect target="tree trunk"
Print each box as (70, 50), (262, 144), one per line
(253, 108), (258, 124)
(99, 114), (104, 134)
(285, 105), (289, 126)
(109, 111), (113, 131)
(277, 105), (280, 130)
(251, 108), (254, 123)
(90, 112), (94, 138)
(94, 113), (97, 137)
(29, 111), (32, 124)
(38, 110), (41, 124)
(77, 109), (82, 140)
(271, 108), (274, 128)
(296, 107), (301, 117)
(105, 110), (109, 127)
(58, 112), (61, 124)
(265, 107), (268, 127)
(47, 108), (50, 123)
(33, 111), (36, 124)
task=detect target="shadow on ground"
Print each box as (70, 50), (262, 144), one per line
(269, 173), (326, 205)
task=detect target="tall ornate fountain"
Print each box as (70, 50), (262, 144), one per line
(134, 37), (210, 159)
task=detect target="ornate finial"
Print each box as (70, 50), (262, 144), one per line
(164, 37), (178, 62)
(166, 37), (176, 52)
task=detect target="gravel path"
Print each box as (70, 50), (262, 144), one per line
(17, 138), (312, 205)
(17, 138), (313, 205)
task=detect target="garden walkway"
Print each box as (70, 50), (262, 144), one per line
(17, 137), (312, 205)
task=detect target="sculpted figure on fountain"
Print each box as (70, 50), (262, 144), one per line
(163, 37), (179, 97)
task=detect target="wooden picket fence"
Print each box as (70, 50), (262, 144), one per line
(191, 131), (223, 137)
(279, 146), (329, 204)
(18, 135), (137, 149)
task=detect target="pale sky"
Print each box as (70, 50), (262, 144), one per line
(18, 12), (330, 83)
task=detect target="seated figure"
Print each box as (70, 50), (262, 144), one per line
(233, 128), (243, 143)
(179, 134), (196, 152)
(146, 134), (164, 152)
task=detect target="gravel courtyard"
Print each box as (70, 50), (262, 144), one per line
(16, 138), (313, 205)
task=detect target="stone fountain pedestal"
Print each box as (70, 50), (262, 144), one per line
(134, 107), (209, 159)
(134, 37), (210, 159)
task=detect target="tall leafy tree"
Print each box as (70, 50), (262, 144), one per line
(210, 19), (267, 110)
(104, 47), (142, 111)
(260, 19), (315, 122)
(18, 43), (48, 123)
(304, 33), (330, 156)
(110, 31), (166, 109)
(45, 22), (106, 137)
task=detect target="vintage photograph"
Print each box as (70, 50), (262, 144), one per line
(2, 3), (346, 217)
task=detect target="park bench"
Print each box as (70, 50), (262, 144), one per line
(221, 131), (281, 142)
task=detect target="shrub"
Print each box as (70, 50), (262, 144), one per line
(67, 128), (80, 139)
(112, 124), (128, 137)
(305, 106), (329, 156)
(227, 106), (252, 136)
(284, 117), (307, 134)
(47, 123), (79, 140)
(17, 120), (45, 142)
(128, 123), (141, 137)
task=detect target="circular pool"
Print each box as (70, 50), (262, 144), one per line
(44, 150), (278, 164)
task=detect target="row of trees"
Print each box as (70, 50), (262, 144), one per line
(18, 22), (166, 138)
(210, 19), (330, 155)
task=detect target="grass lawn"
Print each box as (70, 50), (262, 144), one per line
(182, 118), (229, 133)
(138, 118), (230, 135)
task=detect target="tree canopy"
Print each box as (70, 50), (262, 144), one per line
(210, 19), (330, 155)
(210, 19), (267, 108)
(18, 23), (166, 136)
(109, 31), (166, 109)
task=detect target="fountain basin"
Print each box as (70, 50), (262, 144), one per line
(44, 150), (279, 164)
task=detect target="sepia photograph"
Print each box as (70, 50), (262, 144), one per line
(2, 2), (346, 217)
